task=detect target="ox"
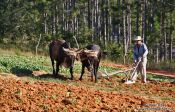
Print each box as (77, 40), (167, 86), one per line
(78, 44), (101, 83)
(49, 39), (77, 80)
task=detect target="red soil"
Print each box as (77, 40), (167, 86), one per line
(0, 62), (174, 111)
(0, 74), (174, 111)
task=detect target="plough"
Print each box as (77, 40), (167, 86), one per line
(100, 59), (142, 82)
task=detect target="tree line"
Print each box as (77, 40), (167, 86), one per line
(0, 0), (175, 63)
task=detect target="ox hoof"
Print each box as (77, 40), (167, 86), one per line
(53, 74), (58, 78)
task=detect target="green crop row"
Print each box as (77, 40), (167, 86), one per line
(0, 54), (174, 82)
(0, 54), (117, 75)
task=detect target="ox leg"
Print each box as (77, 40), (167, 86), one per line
(94, 63), (99, 83)
(91, 69), (94, 81)
(51, 59), (55, 75)
(79, 64), (85, 80)
(94, 66), (97, 83)
(70, 67), (74, 80)
(56, 62), (59, 77)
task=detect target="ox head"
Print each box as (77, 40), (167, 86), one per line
(77, 49), (99, 71)
(61, 47), (79, 68)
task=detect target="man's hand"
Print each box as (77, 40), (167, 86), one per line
(134, 60), (137, 66)
(138, 57), (142, 62)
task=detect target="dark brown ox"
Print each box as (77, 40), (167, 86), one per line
(49, 40), (77, 80)
(78, 44), (101, 83)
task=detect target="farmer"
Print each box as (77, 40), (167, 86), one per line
(125, 36), (148, 84)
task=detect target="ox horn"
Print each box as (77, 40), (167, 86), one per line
(76, 48), (84, 53)
(84, 50), (98, 57)
(63, 47), (77, 56)
(84, 49), (94, 53)
(62, 47), (70, 52)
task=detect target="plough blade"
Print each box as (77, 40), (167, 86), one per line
(100, 59), (142, 82)
(100, 68), (133, 79)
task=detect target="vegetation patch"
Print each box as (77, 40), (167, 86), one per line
(0, 54), (174, 83)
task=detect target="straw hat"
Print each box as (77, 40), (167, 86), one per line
(134, 36), (142, 41)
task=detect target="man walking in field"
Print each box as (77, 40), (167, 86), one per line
(125, 36), (148, 84)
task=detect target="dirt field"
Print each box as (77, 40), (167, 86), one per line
(0, 70), (175, 112)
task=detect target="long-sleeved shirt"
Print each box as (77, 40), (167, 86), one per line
(133, 43), (148, 61)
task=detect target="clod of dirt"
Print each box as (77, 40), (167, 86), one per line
(32, 70), (47, 76)
(62, 99), (73, 105)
